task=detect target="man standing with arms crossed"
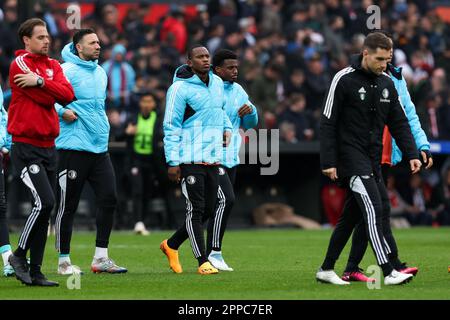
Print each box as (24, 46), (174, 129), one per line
(160, 45), (232, 275)
(207, 49), (258, 271)
(316, 32), (421, 286)
(54, 29), (127, 275)
(7, 18), (75, 286)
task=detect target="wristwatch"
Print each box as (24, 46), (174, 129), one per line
(36, 76), (44, 87)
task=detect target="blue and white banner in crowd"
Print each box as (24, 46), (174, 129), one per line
(430, 141), (450, 154)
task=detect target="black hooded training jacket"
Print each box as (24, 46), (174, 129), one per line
(320, 54), (418, 179)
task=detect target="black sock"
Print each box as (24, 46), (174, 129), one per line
(95, 206), (114, 248)
(321, 258), (335, 271)
(14, 248), (26, 258)
(167, 224), (190, 250)
(198, 256), (208, 266)
(344, 263), (360, 273)
(380, 263), (394, 277)
(167, 237), (181, 250)
(29, 264), (41, 276)
(388, 254), (403, 270)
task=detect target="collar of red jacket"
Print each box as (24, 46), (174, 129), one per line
(15, 49), (49, 60)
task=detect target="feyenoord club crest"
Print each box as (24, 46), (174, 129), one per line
(380, 88), (391, 103)
(29, 164), (40, 174)
(46, 69), (54, 79)
(186, 176), (196, 185)
(218, 167), (226, 175)
(68, 170), (77, 180)
(358, 87), (366, 101)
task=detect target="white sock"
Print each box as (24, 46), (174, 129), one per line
(1, 250), (12, 266)
(94, 247), (108, 260)
(58, 255), (71, 265)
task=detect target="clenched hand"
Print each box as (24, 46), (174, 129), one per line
(322, 167), (338, 181)
(14, 71), (40, 88)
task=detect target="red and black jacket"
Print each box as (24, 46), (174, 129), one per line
(7, 50), (75, 147)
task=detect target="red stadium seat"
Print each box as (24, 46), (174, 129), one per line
(321, 184), (346, 226)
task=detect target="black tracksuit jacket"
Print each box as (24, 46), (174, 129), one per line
(320, 54), (418, 180)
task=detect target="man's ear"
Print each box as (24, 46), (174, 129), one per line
(362, 48), (369, 57)
(76, 43), (82, 54)
(187, 59), (193, 67)
(23, 36), (30, 47)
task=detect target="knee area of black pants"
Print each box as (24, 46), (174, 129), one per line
(97, 193), (117, 208)
(226, 194), (235, 208)
(189, 212), (203, 222)
(0, 197), (6, 216)
(219, 188), (235, 206)
(36, 209), (52, 223)
(40, 196), (56, 213)
(131, 189), (143, 197)
(370, 203), (383, 216)
(382, 202), (390, 218)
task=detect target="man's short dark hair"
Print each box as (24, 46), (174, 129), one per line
(17, 18), (46, 46)
(72, 28), (96, 52)
(363, 32), (392, 52)
(212, 49), (237, 68)
(187, 44), (206, 59)
(370, 29), (393, 41)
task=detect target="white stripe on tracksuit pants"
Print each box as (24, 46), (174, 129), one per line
(349, 175), (390, 266)
(207, 168), (236, 254)
(212, 186), (226, 249)
(181, 179), (201, 258)
(167, 164), (220, 264)
(55, 169), (67, 252)
(11, 140), (57, 269)
(18, 167), (43, 249)
(167, 165), (236, 264)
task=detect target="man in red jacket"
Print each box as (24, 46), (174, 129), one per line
(7, 18), (75, 287)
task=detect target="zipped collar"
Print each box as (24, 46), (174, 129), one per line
(223, 81), (234, 90)
(61, 43), (98, 70)
(387, 63), (403, 80)
(173, 64), (213, 86)
(350, 54), (378, 79)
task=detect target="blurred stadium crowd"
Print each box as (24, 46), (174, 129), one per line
(0, 0), (450, 228)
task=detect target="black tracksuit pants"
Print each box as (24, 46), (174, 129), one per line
(11, 142), (56, 269)
(345, 166), (403, 271)
(321, 174), (395, 276)
(206, 166), (236, 254)
(130, 156), (154, 224)
(167, 164), (219, 266)
(0, 155), (9, 248)
(55, 150), (117, 255)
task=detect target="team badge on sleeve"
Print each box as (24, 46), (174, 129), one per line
(46, 69), (54, 79)
(29, 164), (40, 174)
(186, 176), (196, 185)
(68, 170), (77, 180)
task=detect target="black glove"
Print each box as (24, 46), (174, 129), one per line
(420, 149), (432, 166)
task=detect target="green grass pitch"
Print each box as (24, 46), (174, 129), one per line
(1, 228), (449, 300)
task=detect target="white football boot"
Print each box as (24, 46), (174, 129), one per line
(384, 269), (413, 285)
(316, 268), (350, 285)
